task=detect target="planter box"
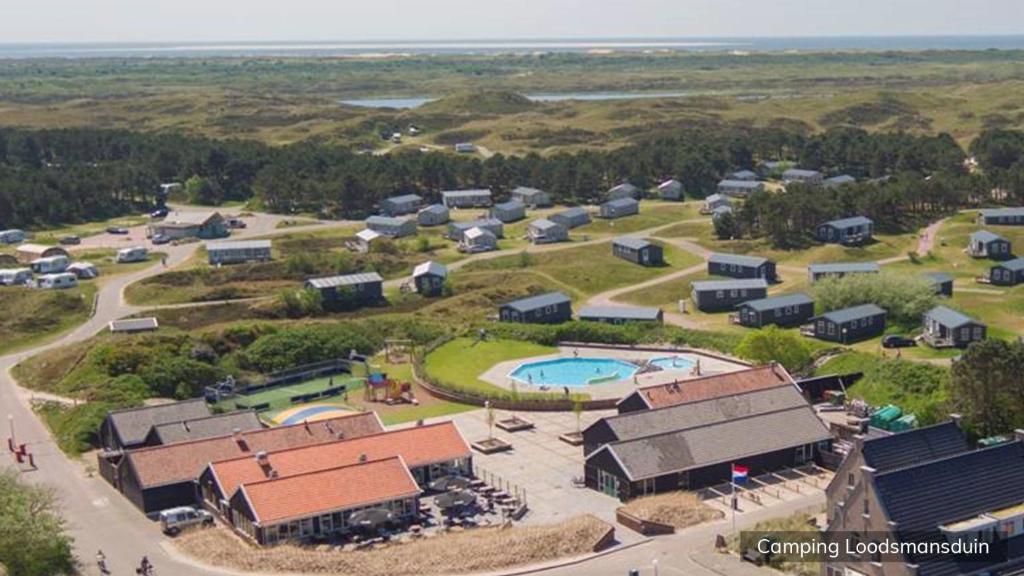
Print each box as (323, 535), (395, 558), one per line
(472, 438), (513, 454)
(496, 417), (535, 432)
(558, 432), (584, 446)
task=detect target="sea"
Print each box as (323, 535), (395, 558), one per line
(1, 35), (1024, 59)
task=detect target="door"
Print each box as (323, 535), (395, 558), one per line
(795, 445), (809, 465)
(598, 470), (620, 498)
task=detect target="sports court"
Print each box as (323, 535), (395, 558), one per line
(215, 374), (365, 418)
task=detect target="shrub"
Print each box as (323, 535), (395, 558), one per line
(735, 326), (812, 371)
(241, 323), (382, 372)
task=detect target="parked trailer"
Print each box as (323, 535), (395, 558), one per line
(35, 272), (78, 290)
(0, 268), (32, 286)
(116, 246), (149, 263)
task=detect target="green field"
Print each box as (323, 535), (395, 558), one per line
(0, 283), (98, 355)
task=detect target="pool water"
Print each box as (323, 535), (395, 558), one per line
(509, 358), (639, 387)
(649, 356), (696, 372)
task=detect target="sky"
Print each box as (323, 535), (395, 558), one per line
(1, 0), (1022, 43)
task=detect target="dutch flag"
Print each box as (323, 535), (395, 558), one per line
(732, 464), (749, 485)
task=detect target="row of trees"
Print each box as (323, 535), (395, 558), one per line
(5, 124), (1024, 233)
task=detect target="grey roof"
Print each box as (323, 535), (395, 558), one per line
(872, 441), (1024, 576)
(450, 218), (503, 230)
(709, 253), (771, 268)
(822, 216), (873, 229)
(151, 410), (263, 445)
(711, 205), (733, 215)
(603, 197), (639, 208)
(109, 317), (159, 332)
(691, 278), (768, 292)
(106, 399), (211, 447)
(366, 215), (412, 227)
(529, 218), (563, 231)
(589, 385), (806, 444)
(825, 174), (856, 185)
(613, 237), (654, 250)
(658, 179), (682, 190)
(995, 257), (1024, 272)
(925, 305), (982, 329)
(306, 272), (384, 289)
(493, 199), (525, 211)
(594, 405), (829, 481)
(555, 207), (589, 218)
(442, 189), (492, 198)
(578, 305), (662, 321)
(808, 262), (880, 275)
(385, 193), (422, 204)
(718, 179), (762, 189)
(502, 291), (571, 313)
(464, 227), (495, 240)
(206, 239), (272, 251)
(420, 204), (448, 214)
(923, 272), (953, 284)
(739, 293), (813, 312)
(512, 186), (546, 196)
(783, 168), (823, 178)
(609, 183), (639, 194)
(980, 207), (1024, 218)
(971, 229), (1007, 243)
(815, 303), (886, 323)
(729, 170), (757, 179)
(705, 193), (728, 203)
(413, 260), (447, 278)
(160, 211), (222, 226)
(861, 421), (968, 473)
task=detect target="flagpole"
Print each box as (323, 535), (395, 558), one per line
(731, 463), (736, 536)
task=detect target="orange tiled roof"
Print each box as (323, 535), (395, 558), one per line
(240, 456), (421, 525)
(625, 364), (793, 410)
(126, 412), (383, 488)
(209, 421), (469, 499)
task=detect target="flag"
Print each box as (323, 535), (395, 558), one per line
(732, 464), (749, 485)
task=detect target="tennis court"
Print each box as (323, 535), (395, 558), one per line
(216, 375), (365, 414)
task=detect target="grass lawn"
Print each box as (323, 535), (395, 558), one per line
(27, 214), (151, 243)
(423, 337), (591, 400)
(218, 374), (364, 414)
(0, 283), (98, 355)
(462, 239), (702, 299)
(574, 201), (703, 236)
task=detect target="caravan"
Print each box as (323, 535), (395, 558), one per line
(30, 255), (70, 274)
(0, 268), (32, 286)
(35, 273), (78, 290)
(116, 246), (149, 264)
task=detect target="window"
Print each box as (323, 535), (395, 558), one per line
(716, 290), (724, 299)
(740, 289), (748, 297)
(828, 323), (836, 336)
(848, 472), (855, 488)
(862, 498), (869, 517)
(974, 327), (984, 339)
(730, 289), (738, 298)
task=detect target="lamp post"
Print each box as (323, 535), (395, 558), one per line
(652, 558), (659, 576)
(7, 414), (15, 453)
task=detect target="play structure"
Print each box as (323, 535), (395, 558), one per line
(364, 370), (417, 405)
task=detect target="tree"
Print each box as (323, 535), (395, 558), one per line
(184, 175), (224, 205)
(735, 326), (812, 372)
(0, 469), (75, 576)
(950, 339), (1024, 436)
(812, 273), (936, 327)
(712, 210), (736, 240)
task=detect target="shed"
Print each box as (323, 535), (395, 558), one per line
(782, 168), (824, 186)
(354, 229), (383, 253)
(599, 198), (639, 219)
(417, 204), (450, 227)
(16, 243), (68, 264)
(527, 219), (568, 245)
(824, 175), (856, 188)
(816, 216), (874, 245)
(923, 306), (986, 349)
(703, 194), (731, 213)
(447, 218), (504, 241)
(380, 193), (423, 216)
(979, 207), (1024, 226)
(511, 187), (551, 208)
(923, 272), (954, 297)
(808, 262), (879, 283)
(968, 230), (1012, 260)
(734, 293), (814, 328)
(304, 272), (384, 309)
(728, 170), (758, 181)
(578, 306), (663, 325)
(608, 183), (640, 201)
(207, 240), (272, 265)
(708, 253), (777, 282)
(657, 179), (683, 200)
(807, 304), (886, 344)
(459, 227), (497, 253)
(612, 237), (664, 266)
(990, 257), (1024, 286)
(499, 292), (573, 324)
(412, 261), (447, 297)
(442, 189), (492, 208)
(550, 207), (591, 229)
(365, 215), (417, 238)
(109, 317), (160, 334)
(690, 279), (768, 312)
(717, 180), (764, 197)
(490, 199), (526, 223)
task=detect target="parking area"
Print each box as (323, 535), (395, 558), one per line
(698, 464), (833, 516)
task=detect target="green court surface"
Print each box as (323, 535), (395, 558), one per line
(215, 375), (365, 414)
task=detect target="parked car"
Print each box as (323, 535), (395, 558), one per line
(882, 335), (917, 349)
(150, 208), (168, 219)
(159, 506), (213, 536)
(226, 218), (247, 229)
(150, 234), (171, 245)
(58, 235), (81, 245)
(106, 226), (129, 235)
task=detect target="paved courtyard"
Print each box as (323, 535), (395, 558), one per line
(480, 345), (749, 400)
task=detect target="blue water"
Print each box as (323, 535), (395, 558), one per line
(2, 36), (1023, 59)
(649, 356), (696, 373)
(340, 90), (708, 109)
(509, 358), (639, 387)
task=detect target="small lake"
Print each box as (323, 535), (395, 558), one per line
(339, 91), (698, 109)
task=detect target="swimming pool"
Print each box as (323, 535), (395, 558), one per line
(649, 356), (696, 372)
(509, 358), (639, 387)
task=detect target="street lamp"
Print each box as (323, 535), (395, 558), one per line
(652, 558), (659, 576)
(7, 414), (14, 452)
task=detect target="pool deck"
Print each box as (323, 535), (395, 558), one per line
(480, 345), (749, 401)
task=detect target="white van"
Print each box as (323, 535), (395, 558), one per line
(30, 255), (70, 274)
(159, 506), (213, 535)
(116, 246), (148, 263)
(35, 272), (78, 290)
(0, 268), (32, 286)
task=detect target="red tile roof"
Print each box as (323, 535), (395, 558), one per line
(622, 364), (794, 410)
(239, 456), (421, 525)
(209, 421), (470, 500)
(126, 412), (384, 488)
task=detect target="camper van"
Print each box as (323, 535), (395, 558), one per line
(0, 268), (32, 286)
(0, 229), (26, 244)
(116, 246), (149, 264)
(29, 255), (70, 274)
(35, 273), (78, 290)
